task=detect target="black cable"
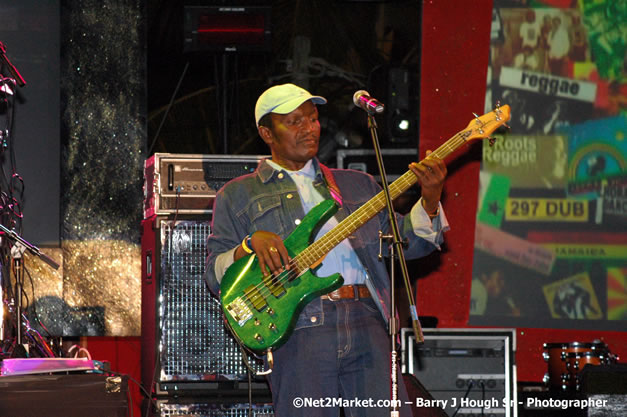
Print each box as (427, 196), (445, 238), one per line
(172, 187), (180, 226)
(236, 341), (263, 417)
(0, 81), (23, 234)
(8, 90), (22, 232)
(16, 263), (29, 313)
(148, 62), (190, 155)
(143, 349), (159, 417)
(451, 380), (474, 417)
(107, 370), (155, 416)
(234, 54), (241, 149)
(248, 363), (253, 417)
(22, 257), (56, 353)
(213, 55), (224, 153)
(0, 258), (11, 306)
(24, 265), (34, 316)
(127, 387), (133, 417)
(480, 380), (486, 417)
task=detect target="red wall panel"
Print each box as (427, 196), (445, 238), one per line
(417, 0), (493, 328)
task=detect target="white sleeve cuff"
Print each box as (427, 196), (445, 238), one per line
(214, 246), (238, 284)
(410, 198), (450, 249)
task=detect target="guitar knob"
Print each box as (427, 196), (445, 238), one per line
(254, 333), (263, 342)
(269, 323), (277, 331)
(267, 308), (275, 316)
(254, 318), (261, 326)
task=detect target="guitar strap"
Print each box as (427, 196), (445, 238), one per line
(319, 162), (343, 207)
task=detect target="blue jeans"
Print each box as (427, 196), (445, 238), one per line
(266, 298), (412, 417)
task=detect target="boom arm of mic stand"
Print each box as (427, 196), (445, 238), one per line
(0, 224), (59, 270)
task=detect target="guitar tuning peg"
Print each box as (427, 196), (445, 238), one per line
(473, 112), (480, 119)
(504, 123), (511, 130)
(489, 137), (497, 146)
(495, 100), (501, 110)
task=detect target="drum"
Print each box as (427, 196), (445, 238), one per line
(543, 341), (613, 390)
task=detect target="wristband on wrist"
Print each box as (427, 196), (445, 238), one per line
(428, 206), (440, 219)
(422, 199), (440, 218)
(241, 234), (254, 254)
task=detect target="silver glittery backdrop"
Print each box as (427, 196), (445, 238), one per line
(54, 0), (145, 336)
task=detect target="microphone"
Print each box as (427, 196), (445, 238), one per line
(353, 90), (384, 114)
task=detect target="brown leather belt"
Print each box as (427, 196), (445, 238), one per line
(322, 285), (370, 301)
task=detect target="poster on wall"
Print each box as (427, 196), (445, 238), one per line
(471, 1), (627, 331)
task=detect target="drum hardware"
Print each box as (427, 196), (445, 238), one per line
(543, 341), (619, 391)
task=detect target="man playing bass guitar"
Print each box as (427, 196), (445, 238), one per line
(204, 83), (449, 417)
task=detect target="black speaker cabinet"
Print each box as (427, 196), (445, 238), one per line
(336, 148), (418, 183)
(0, 374), (128, 417)
(141, 215), (268, 397)
(402, 328), (517, 417)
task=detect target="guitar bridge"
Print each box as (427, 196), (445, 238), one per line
(226, 297), (253, 327)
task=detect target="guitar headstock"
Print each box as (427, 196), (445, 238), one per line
(462, 104), (511, 144)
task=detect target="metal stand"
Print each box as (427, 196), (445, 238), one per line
(220, 54), (228, 154)
(0, 225), (59, 357)
(10, 242), (26, 347)
(0, 225), (60, 271)
(366, 112), (423, 417)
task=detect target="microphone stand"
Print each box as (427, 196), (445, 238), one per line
(0, 225), (59, 356)
(365, 112), (423, 417)
(0, 225), (60, 270)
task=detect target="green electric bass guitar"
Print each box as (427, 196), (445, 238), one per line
(220, 105), (511, 352)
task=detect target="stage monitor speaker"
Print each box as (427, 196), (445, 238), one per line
(402, 328), (517, 417)
(336, 148), (418, 183)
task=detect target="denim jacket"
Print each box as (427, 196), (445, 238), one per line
(204, 158), (445, 330)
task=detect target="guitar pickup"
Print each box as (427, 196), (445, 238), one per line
(244, 284), (268, 311)
(226, 296), (253, 326)
(263, 274), (286, 298)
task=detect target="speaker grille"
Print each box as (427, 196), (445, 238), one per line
(159, 220), (264, 381)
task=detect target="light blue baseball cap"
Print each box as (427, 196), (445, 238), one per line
(255, 83), (327, 127)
